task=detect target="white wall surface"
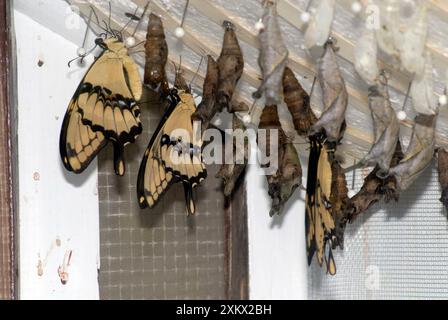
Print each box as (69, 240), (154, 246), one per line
(246, 135), (308, 300)
(14, 6), (100, 299)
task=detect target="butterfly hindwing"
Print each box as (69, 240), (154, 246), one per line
(60, 38), (142, 176)
(60, 100), (107, 173)
(137, 112), (174, 209)
(305, 137), (337, 275)
(137, 91), (207, 215)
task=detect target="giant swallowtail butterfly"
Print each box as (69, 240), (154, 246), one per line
(60, 36), (142, 176)
(137, 89), (207, 216)
(305, 136), (343, 275)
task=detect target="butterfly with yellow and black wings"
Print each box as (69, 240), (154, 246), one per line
(305, 135), (348, 276)
(137, 84), (207, 216)
(60, 36), (142, 176)
(305, 39), (349, 275)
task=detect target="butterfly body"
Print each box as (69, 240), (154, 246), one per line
(60, 37), (142, 176)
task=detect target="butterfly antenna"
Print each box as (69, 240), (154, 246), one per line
(119, 18), (134, 35)
(189, 55), (205, 90)
(88, 6), (101, 29)
(400, 78), (413, 115)
(309, 75), (317, 100)
(87, 5), (110, 35)
(305, 0), (314, 12)
(180, 0), (191, 29)
(127, 48), (145, 55)
(351, 159), (356, 190)
(127, 41), (146, 51)
(97, 2), (114, 38)
(120, 7), (139, 34)
(173, 56), (183, 76)
(101, 19), (112, 36)
(81, 10), (93, 50)
(172, 60), (179, 76)
(132, 1), (151, 37)
(108, 1), (113, 35)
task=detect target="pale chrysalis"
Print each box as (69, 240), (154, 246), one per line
(397, 3), (428, 74)
(253, 1), (289, 105)
(354, 23), (379, 85)
(304, 0), (335, 49)
(410, 53), (437, 116)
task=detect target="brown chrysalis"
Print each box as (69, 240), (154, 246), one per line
(345, 141), (404, 223)
(191, 55), (219, 131)
(282, 66), (317, 137)
(216, 21), (244, 113)
(258, 105), (302, 216)
(144, 13), (169, 95)
(216, 115), (249, 197)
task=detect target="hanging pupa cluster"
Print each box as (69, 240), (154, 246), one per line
(351, 1), (439, 220)
(191, 22), (248, 196)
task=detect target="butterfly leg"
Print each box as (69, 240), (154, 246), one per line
(112, 141), (126, 176)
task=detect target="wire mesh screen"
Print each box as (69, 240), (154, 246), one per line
(308, 163), (448, 299)
(97, 96), (226, 300)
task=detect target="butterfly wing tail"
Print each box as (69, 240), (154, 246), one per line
(113, 141), (125, 176)
(324, 242), (337, 275)
(183, 182), (196, 216)
(137, 148), (150, 209)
